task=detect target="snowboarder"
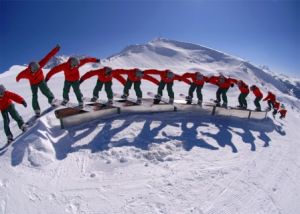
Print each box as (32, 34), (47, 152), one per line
(236, 80), (249, 109)
(181, 71), (209, 105)
(79, 66), (126, 105)
(113, 68), (158, 104)
(250, 85), (263, 111)
(143, 69), (182, 104)
(207, 74), (237, 108)
(45, 56), (100, 108)
(16, 45), (60, 116)
(0, 85), (28, 143)
(279, 104), (287, 119)
(263, 91), (276, 111)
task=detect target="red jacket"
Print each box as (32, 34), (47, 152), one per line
(237, 81), (250, 94)
(252, 87), (263, 98)
(181, 72), (209, 86)
(274, 101), (280, 110)
(80, 68), (126, 85)
(208, 76), (237, 89)
(16, 46), (60, 85)
(114, 68), (160, 85)
(279, 109), (287, 117)
(263, 92), (276, 102)
(0, 91), (24, 111)
(144, 69), (182, 84)
(46, 57), (98, 82)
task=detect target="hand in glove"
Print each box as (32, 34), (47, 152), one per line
(22, 101), (27, 108)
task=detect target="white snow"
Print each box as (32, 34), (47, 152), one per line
(0, 38), (300, 214)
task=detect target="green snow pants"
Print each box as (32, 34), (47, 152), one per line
(238, 93), (249, 108)
(1, 104), (24, 137)
(254, 97), (262, 110)
(31, 81), (54, 112)
(93, 80), (113, 99)
(216, 88), (228, 104)
(63, 80), (83, 103)
(123, 80), (142, 98)
(188, 83), (203, 101)
(157, 81), (174, 99)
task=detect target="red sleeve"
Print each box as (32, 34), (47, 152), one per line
(46, 63), (65, 81)
(143, 69), (162, 75)
(229, 78), (238, 84)
(16, 68), (29, 82)
(143, 74), (160, 85)
(112, 73), (127, 85)
(39, 45), (60, 68)
(113, 69), (130, 75)
(180, 73), (193, 85)
(6, 91), (24, 104)
(80, 69), (102, 82)
(208, 76), (218, 85)
(79, 57), (98, 67)
(263, 94), (270, 101)
(174, 74), (182, 81)
(204, 76), (210, 82)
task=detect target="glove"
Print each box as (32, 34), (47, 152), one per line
(45, 78), (49, 83)
(79, 80), (83, 84)
(56, 44), (61, 49)
(22, 101), (27, 108)
(96, 58), (101, 63)
(231, 84), (234, 88)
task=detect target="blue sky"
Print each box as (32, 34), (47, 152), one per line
(0, 1), (299, 77)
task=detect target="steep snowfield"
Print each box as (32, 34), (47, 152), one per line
(0, 38), (300, 214)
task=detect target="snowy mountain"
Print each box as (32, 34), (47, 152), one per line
(0, 38), (300, 214)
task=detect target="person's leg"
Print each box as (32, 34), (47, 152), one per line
(8, 104), (24, 129)
(196, 85), (203, 101)
(243, 93), (249, 108)
(30, 84), (40, 113)
(123, 80), (133, 96)
(238, 94), (243, 107)
(39, 81), (55, 104)
(71, 81), (83, 103)
(93, 80), (104, 99)
(1, 110), (12, 137)
(255, 97), (262, 111)
(166, 82), (174, 99)
(63, 80), (72, 102)
(221, 88), (228, 104)
(188, 83), (196, 98)
(216, 88), (222, 103)
(157, 81), (166, 97)
(134, 81), (142, 98)
(105, 81), (113, 99)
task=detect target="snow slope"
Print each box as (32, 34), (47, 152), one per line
(0, 38), (300, 214)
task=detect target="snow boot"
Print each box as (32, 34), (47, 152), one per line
(185, 96), (192, 104)
(106, 99), (113, 106)
(121, 94), (128, 100)
(153, 94), (161, 104)
(221, 102), (228, 108)
(197, 100), (202, 106)
(21, 124), (28, 132)
(136, 98), (142, 105)
(35, 110), (41, 118)
(169, 98), (174, 104)
(78, 102), (84, 109)
(7, 135), (13, 143)
(91, 96), (98, 102)
(61, 99), (69, 106)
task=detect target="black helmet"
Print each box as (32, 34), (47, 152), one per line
(104, 67), (113, 75)
(195, 72), (203, 80)
(69, 57), (80, 68)
(167, 70), (175, 79)
(250, 85), (256, 90)
(0, 84), (6, 96)
(29, 61), (40, 73)
(135, 69), (144, 78)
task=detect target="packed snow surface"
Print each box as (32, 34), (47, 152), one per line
(0, 38), (299, 214)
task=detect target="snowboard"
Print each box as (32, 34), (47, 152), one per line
(147, 91), (179, 108)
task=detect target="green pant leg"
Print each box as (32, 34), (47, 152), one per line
(188, 83), (196, 98)
(71, 81), (83, 103)
(254, 97), (262, 109)
(157, 81), (166, 96)
(166, 82), (174, 99)
(8, 104), (24, 129)
(1, 110), (12, 137)
(196, 85), (203, 101)
(30, 84), (40, 111)
(134, 81), (142, 98)
(93, 80), (104, 99)
(39, 81), (54, 104)
(104, 81), (113, 99)
(238, 94), (243, 106)
(63, 81), (72, 101)
(123, 80), (133, 95)
(216, 88), (222, 103)
(243, 93), (249, 107)
(221, 88), (228, 103)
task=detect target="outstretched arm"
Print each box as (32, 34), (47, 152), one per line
(113, 73), (127, 85)
(45, 63), (65, 81)
(16, 68), (29, 82)
(143, 74), (160, 85)
(79, 57), (99, 67)
(39, 45), (61, 68)
(143, 69), (163, 75)
(6, 91), (24, 104)
(113, 69), (131, 75)
(80, 69), (102, 83)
